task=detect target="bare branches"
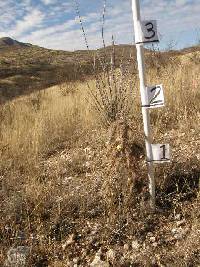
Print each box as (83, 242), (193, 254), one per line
(73, 0), (136, 125)
(101, 0), (107, 49)
(74, 0), (90, 51)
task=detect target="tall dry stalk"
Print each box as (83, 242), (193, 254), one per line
(74, 1), (141, 224)
(75, 0), (137, 125)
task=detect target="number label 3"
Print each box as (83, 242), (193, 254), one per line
(136, 20), (159, 44)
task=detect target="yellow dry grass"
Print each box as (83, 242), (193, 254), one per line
(0, 54), (199, 266)
(0, 81), (96, 171)
(0, 57), (199, 172)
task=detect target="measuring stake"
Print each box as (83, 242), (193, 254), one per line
(131, 0), (156, 210)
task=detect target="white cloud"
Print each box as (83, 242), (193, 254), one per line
(41, 0), (57, 5)
(0, 0), (199, 50)
(22, 19), (77, 42)
(175, 0), (188, 7)
(8, 9), (45, 38)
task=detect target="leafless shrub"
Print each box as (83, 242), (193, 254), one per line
(75, 0), (137, 125)
(87, 52), (136, 125)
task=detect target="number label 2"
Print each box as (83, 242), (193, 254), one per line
(148, 144), (170, 163)
(142, 85), (164, 108)
(135, 20), (159, 44)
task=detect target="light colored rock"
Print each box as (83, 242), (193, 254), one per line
(149, 236), (156, 243)
(132, 240), (140, 250)
(172, 227), (188, 240)
(176, 219), (186, 227)
(147, 232), (153, 237)
(5, 246), (30, 267)
(151, 258), (157, 265)
(72, 257), (79, 267)
(174, 233), (183, 240)
(90, 255), (109, 267)
(152, 242), (158, 247)
(174, 213), (181, 221)
(106, 249), (115, 263)
(73, 258), (78, 263)
(124, 244), (129, 251)
(172, 228), (177, 234)
(62, 234), (75, 250)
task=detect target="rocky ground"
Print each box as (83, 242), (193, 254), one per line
(3, 125), (199, 267)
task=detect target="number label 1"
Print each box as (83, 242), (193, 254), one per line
(148, 144), (170, 163)
(135, 20), (159, 44)
(142, 85), (165, 108)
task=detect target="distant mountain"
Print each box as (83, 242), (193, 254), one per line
(181, 45), (200, 54)
(0, 37), (199, 103)
(0, 38), (139, 103)
(0, 37), (31, 49)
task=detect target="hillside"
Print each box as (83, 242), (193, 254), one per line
(0, 38), (83, 102)
(0, 37), (31, 49)
(1, 37), (199, 103)
(0, 38), (137, 102)
(0, 37), (199, 266)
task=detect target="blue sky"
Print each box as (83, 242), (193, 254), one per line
(0, 0), (199, 51)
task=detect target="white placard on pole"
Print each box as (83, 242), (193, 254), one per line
(132, 0), (156, 210)
(149, 144), (170, 163)
(132, 0), (171, 211)
(135, 20), (159, 44)
(143, 85), (165, 108)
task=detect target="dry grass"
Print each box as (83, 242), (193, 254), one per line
(0, 52), (199, 266)
(0, 82), (95, 170)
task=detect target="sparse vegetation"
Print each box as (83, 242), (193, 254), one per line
(0, 39), (199, 266)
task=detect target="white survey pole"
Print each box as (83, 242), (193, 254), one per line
(132, 0), (155, 210)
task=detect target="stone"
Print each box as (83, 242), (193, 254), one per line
(106, 249), (115, 263)
(172, 227), (188, 240)
(176, 219), (186, 227)
(149, 236), (156, 243)
(5, 246), (30, 267)
(174, 214), (181, 221)
(152, 242), (158, 247)
(147, 232), (153, 237)
(132, 240), (140, 250)
(72, 258), (79, 267)
(62, 234), (75, 249)
(171, 228), (177, 234)
(174, 233), (183, 240)
(124, 244), (129, 251)
(90, 255), (109, 267)
(73, 258), (78, 263)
